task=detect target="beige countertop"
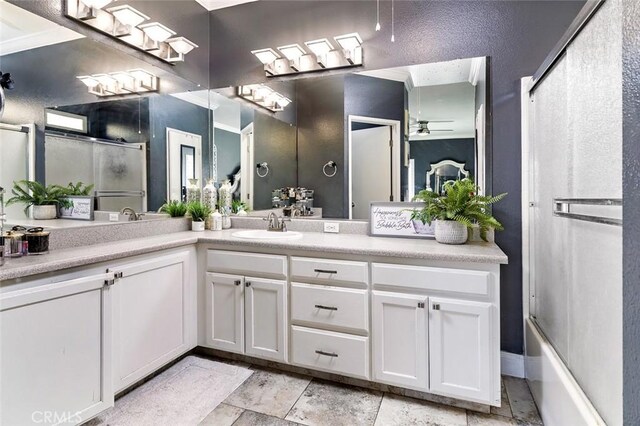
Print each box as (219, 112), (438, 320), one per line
(0, 229), (508, 282)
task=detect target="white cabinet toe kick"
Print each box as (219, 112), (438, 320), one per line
(205, 249), (502, 408)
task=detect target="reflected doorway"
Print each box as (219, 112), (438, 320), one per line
(348, 116), (401, 220)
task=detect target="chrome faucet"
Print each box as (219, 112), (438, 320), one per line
(264, 211), (288, 232)
(120, 207), (139, 221)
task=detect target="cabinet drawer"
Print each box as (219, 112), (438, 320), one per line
(208, 250), (287, 279)
(291, 257), (368, 286)
(291, 326), (369, 380)
(291, 283), (368, 333)
(371, 263), (490, 296)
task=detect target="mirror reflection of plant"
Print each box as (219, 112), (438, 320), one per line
(160, 200), (188, 217)
(186, 201), (212, 222)
(411, 178), (507, 241)
(55, 182), (94, 196)
(231, 199), (249, 214)
(5, 180), (68, 216)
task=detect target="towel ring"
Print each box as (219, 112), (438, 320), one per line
(323, 161), (337, 177)
(256, 162), (269, 178)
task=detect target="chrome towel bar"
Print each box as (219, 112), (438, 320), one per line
(553, 198), (622, 226)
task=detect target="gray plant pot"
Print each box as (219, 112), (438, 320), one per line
(32, 205), (57, 220)
(434, 220), (468, 245)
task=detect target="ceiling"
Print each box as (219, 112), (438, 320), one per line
(0, 0), (84, 56)
(359, 58), (481, 140)
(195, 0), (257, 11)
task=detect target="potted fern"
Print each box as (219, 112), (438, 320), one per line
(186, 201), (211, 232)
(5, 180), (68, 220)
(412, 178), (506, 244)
(160, 200), (188, 217)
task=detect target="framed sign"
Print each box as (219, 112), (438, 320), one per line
(58, 196), (94, 220)
(369, 202), (435, 239)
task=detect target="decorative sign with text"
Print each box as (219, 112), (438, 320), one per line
(369, 202), (435, 239)
(58, 196), (94, 220)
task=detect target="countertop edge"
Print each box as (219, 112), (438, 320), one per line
(1, 231), (507, 282)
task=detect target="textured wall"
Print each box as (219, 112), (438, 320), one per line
(623, 0), (640, 423)
(209, 0), (585, 354)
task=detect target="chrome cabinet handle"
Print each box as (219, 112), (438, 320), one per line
(314, 269), (337, 274)
(315, 350), (338, 358)
(314, 304), (338, 311)
(245, 281), (252, 287)
(432, 303), (440, 310)
(234, 280), (241, 286)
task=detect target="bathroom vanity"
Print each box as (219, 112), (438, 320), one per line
(0, 228), (506, 425)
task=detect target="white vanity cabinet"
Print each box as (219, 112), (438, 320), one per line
(110, 249), (195, 393)
(0, 273), (114, 426)
(371, 262), (500, 406)
(371, 291), (428, 390)
(206, 250), (288, 362)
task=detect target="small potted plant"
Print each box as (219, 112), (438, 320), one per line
(5, 180), (67, 220)
(160, 200), (188, 217)
(187, 201), (211, 232)
(412, 178), (506, 244)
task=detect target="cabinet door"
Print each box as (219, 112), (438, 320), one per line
(0, 274), (113, 425)
(245, 277), (287, 362)
(206, 272), (244, 354)
(112, 250), (193, 392)
(429, 297), (492, 403)
(372, 291), (428, 390)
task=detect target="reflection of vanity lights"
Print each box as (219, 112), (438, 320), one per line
(77, 69), (158, 97)
(238, 85), (292, 112)
(64, 0), (198, 63)
(253, 33), (363, 77)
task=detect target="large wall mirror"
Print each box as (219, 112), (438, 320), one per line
(0, 1), (489, 224)
(0, 1), (212, 223)
(207, 56), (488, 220)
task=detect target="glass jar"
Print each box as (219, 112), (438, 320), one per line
(186, 178), (201, 203)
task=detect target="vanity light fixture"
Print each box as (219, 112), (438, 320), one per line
(77, 70), (158, 97)
(237, 85), (292, 112)
(253, 32), (363, 77)
(64, 0), (198, 63)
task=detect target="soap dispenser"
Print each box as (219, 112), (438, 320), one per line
(212, 209), (223, 231)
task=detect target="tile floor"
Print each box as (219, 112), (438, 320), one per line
(108, 355), (544, 426)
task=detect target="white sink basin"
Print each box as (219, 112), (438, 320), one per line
(232, 229), (303, 240)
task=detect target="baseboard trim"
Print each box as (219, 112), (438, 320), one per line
(501, 351), (525, 378)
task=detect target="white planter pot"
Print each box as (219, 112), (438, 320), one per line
(191, 221), (205, 232)
(32, 205), (57, 220)
(434, 220), (468, 245)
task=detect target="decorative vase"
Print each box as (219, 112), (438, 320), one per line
(203, 179), (217, 211)
(32, 205), (57, 220)
(186, 178), (201, 203)
(434, 220), (468, 245)
(191, 220), (205, 232)
(218, 180), (232, 214)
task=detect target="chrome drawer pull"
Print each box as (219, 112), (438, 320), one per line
(315, 350), (338, 358)
(314, 304), (338, 311)
(314, 268), (337, 274)
(234, 280), (241, 286)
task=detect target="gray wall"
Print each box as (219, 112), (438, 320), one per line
(296, 75), (345, 218)
(148, 95), (212, 211)
(623, 0), (640, 423)
(253, 112), (298, 210)
(214, 127), (241, 182)
(209, 0), (585, 354)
